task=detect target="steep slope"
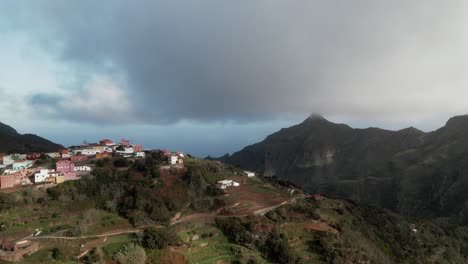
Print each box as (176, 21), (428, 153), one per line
(0, 122), (63, 153)
(213, 198), (468, 264)
(221, 115), (468, 222)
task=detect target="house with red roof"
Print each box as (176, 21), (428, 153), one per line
(70, 155), (88, 162)
(121, 139), (131, 147)
(99, 139), (114, 146)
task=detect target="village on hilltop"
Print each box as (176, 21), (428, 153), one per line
(0, 138), (189, 191)
(0, 138), (256, 192)
(0, 138), (261, 261)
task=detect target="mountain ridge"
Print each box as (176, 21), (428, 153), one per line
(0, 121), (63, 153)
(219, 115), (468, 223)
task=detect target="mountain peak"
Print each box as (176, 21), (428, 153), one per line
(0, 122), (18, 136)
(0, 121), (63, 153)
(445, 115), (468, 128)
(307, 113), (326, 121)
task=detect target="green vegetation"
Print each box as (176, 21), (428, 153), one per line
(215, 217), (302, 264)
(139, 227), (180, 250)
(112, 243), (146, 264)
(178, 223), (267, 264)
(1, 155), (467, 263)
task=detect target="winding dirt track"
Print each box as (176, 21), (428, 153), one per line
(27, 195), (307, 241)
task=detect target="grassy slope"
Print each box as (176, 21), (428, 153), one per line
(1, 157), (467, 263)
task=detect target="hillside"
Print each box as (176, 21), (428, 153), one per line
(0, 156), (467, 263)
(221, 115), (468, 223)
(0, 122), (63, 153)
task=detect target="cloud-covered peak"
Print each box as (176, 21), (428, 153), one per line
(1, 1), (467, 125)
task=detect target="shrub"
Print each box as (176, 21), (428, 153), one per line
(142, 228), (180, 249)
(114, 158), (129, 168)
(52, 248), (64, 261)
(113, 243), (146, 264)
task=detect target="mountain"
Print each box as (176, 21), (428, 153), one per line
(220, 115), (468, 223)
(0, 122), (63, 153)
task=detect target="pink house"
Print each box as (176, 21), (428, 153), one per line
(13, 169), (29, 185)
(56, 160), (75, 173)
(0, 175), (15, 189)
(63, 172), (77, 181)
(133, 145), (143, 152)
(121, 139), (131, 147)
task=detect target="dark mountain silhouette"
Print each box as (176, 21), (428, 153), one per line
(0, 122), (63, 153)
(220, 114), (468, 223)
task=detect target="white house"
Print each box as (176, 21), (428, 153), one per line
(135, 152), (145, 158)
(79, 149), (103, 156)
(2, 155), (14, 165)
(244, 171), (255, 177)
(217, 180), (240, 189)
(168, 156), (179, 165)
(115, 147), (134, 155)
(74, 166), (92, 172)
(46, 152), (60, 158)
(34, 169), (54, 183)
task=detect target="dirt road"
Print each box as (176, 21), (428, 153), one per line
(27, 195), (307, 241)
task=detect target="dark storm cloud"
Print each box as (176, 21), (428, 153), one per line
(3, 1), (467, 124)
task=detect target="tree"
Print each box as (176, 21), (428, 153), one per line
(52, 248), (64, 261)
(116, 145), (125, 151)
(142, 228), (179, 249)
(113, 243), (146, 264)
(114, 158), (129, 167)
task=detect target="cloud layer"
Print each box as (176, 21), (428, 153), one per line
(2, 1), (467, 124)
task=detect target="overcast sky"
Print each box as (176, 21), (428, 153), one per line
(0, 1), (467, 156)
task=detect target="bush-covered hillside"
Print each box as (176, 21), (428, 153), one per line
(214, 198), (468, 264)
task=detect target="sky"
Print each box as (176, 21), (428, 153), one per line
(0, 1), (467, 157)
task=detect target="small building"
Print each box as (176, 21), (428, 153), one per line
(56, 160), (75, 173)
(60, 149), (70, 158)
(217, 180), (240, 189)
(244, 171), (255, 177)
(26, 153), (41, 161)
(78, 149), (103, 156)
(133, 144), (143, 152)
(3, 169), (30, 186)
(74, 166), (91, 172)
(2, 155), (14, 166)
(12, 160), (33, 170)
(0, 175), (15, 189)
(168, 156), (178, 165)
(99, 139), (114, 146)
(46, 152), (60, 158)
(135, 152), (145, 158)
(121, 139), (131, 147)
(45, 174), (64, 184)
(34, 169), (54, 183)
(70, 155), (88, 162)
(115, 147), (134, 155)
